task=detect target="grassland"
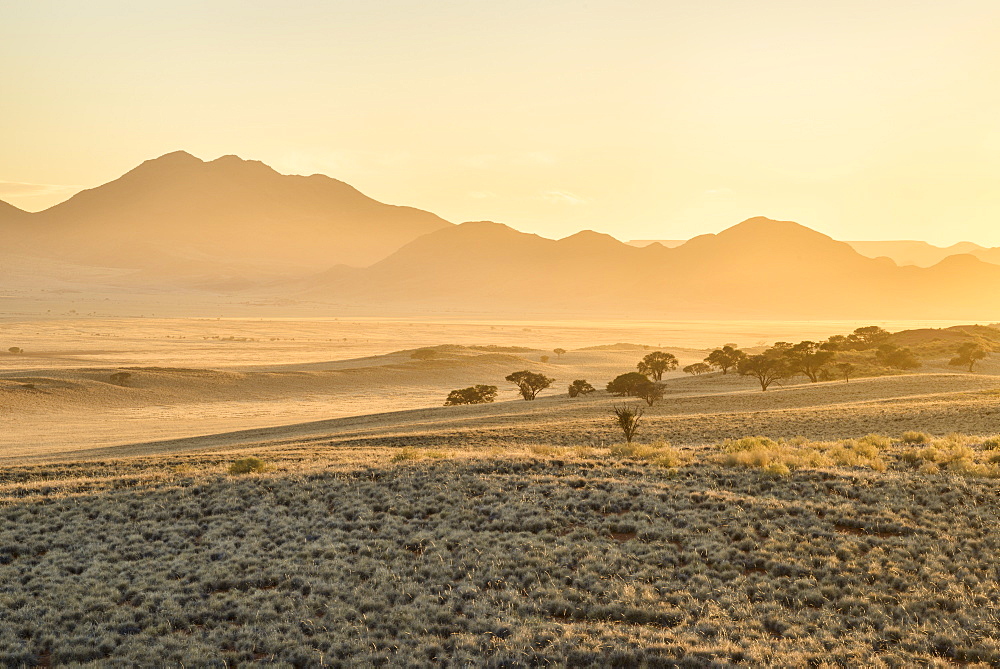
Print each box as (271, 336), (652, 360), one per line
(4, 424), (1000, 665)
(4, 319), (1000, 665)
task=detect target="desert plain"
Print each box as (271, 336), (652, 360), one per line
(4, 316), (1000, 666)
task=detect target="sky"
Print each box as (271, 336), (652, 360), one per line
(3, 0), (1000, 245)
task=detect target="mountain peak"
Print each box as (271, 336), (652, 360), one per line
(723, 216), (822, 237)
(148, 150), (203, 164)
(559, 229), (624, 251)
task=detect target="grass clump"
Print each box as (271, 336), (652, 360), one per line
(901, 431), (932, 445)
(901, 435), (1000, 478)
(825, 437), (888, 471)
(228, 457), (266, 475)
(712, 435), (886, 473)
(981, 436), (1000, 450)
(712, 436), (829, 472)
(392, 447), (449, 462)
(609, 440), (688, 468)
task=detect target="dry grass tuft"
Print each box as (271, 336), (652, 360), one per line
(609, 440), (688, 468)
(901, 430), (932, 445)
(227, 457), (266, 475)
(711, 435), (886, 472)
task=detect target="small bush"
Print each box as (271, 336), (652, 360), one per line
(901, 431), (931, 445)
(982, 436), (1000, 450)
(228, 457), (266, 475)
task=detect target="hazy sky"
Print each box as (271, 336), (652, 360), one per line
(3, 1), (1000, 245)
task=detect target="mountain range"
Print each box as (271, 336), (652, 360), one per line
(3, 151), (1000, 319)
(629, 238), (1000, 268)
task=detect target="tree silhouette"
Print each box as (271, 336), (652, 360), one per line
(612, 404), (644, 444)
(505, 370), (554, 400)
(444, 385), (498, 405)
(635, 380), (664, 407)
(835, 362), (855, 383)
(875, 344), (921, 370)
(737, 352), (792, 391)
(950, 343), (988, 372)
(553, 348), (566, 359)
(636, 351), (678, 381)
(784, 341), (835, 382)
(846, 326), (890, 350)
(606, 372), (652, 396)
(568, 379), (596, 397)
(704, 345), (746, 374)
(683, 362), (711, 375)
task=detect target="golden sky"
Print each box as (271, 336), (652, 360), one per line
(3, 1), (1000, 245)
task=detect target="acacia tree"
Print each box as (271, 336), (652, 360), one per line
(784, 341), (836, 382)
(568, 379), (596, 397)
(505, 370), (554, 400)
(683, 362), (711, 375)
(636, 380), (665, 407)
(846, 326), (891, 350)
(875, 344), (921, 370)
(636, 351), (678, 381)
(836, 362), (856, 383)
(737, 352), (792, 391)
(950, 343), (988, 372)
(444, 385), (498, 405)
(704, 345), (746, 374)
(606, 372), (652, 396)
(553, 348), (566, 359)
(612, 404), (644, 444)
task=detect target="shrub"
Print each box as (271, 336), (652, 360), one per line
(444, 385), (498, 405)
(606, 372), (651, 397)
(7, 347), (22, 354)
(683, 362), (711, 376)
(228, 457), (266, 475)
(110, 371), (132, 385)
(901, 431), (931, 445)
(612, 404), (644, 444)
(568, 379), (596, 397)
(540, 355), (550, 363)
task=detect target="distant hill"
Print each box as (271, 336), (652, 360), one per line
(7, 151), (451, 287)
(630, 237), (1000, 268)
(303, 216), (1000, 319)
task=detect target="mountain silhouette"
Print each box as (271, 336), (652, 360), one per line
(302, 216), (1000, 318)
(632, 235), (1000, 269)
(11, 151), (451, 286)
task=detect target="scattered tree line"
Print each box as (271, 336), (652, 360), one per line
(443, 326), (992, 404)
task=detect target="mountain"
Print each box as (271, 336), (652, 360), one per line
(630, 236), (1000, 268)
(10, 151), (451, 286)
(302, 216), (1000, 319)
(845, 240), (988, 267)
